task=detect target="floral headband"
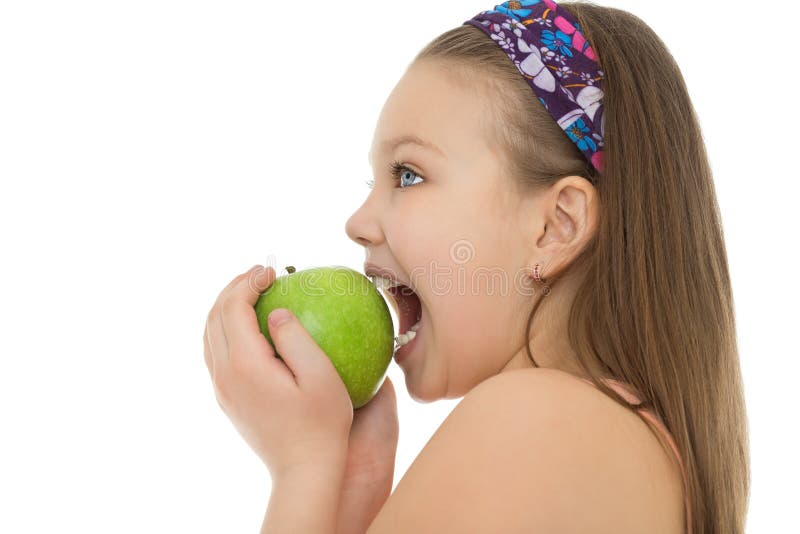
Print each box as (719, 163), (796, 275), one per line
(463, 0), (606, 177)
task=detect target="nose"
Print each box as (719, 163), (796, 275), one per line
(345, 197), (384, 247)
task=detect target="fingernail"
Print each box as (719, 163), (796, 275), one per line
(258, 265), (275, 285)
(269, 308), (292, 327)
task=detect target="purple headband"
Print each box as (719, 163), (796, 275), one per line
(463, 0), (606, 177)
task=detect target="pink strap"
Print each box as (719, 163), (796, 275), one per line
(578, 377), (692, 533)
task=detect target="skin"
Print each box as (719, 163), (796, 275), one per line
(345, 59), (609, 402)
(207, 61), (683, 534)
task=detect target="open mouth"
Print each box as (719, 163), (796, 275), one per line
(385, 284), (422, 343)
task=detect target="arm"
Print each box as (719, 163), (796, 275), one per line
(335, 377), (400, 534)
(263, 375), (399, 534)
(335, 461), (394, 534)
(261, 458), (346, 534)
(261, 453), (393, 534)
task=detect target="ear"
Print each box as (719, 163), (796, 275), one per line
(532, 176), (599, 278)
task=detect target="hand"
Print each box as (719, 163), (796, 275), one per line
(336, 376), (399, 534)
(203, 265), (354, 481)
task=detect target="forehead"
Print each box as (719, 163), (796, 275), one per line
(368, 134), (444, 165)
(368, 62), (489, 165)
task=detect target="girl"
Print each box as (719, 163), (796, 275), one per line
(204, 1), (749, 532)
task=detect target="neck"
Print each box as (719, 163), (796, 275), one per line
(499, 272), (611, 381)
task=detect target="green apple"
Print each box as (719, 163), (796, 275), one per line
(254, 265), (395, 409)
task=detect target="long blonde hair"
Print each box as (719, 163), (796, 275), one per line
(413, 2), (750, 532)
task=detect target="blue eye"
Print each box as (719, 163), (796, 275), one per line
(364, 161), (425, 190)
(389, 161), (424, 190)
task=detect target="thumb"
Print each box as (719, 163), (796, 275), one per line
(348, 377), (399, 462)
(352, 377), (399, 434)
(267, 308), (339, 387)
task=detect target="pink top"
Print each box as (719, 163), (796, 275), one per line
(578, 377), (692, 534)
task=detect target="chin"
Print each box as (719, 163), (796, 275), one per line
(408, 391), (440, 404)
(405, 369), (472, 403)
(404, 373), (442, 404)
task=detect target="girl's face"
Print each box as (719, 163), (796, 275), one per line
(345, 60), (543, 401)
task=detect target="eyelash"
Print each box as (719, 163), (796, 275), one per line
(364, 160), (424, 191)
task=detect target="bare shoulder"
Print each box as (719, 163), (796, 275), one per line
(472, 368), (687, 532)
(367, 367), (685, 534)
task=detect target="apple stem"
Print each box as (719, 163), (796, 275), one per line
(285, 266), (296, 274)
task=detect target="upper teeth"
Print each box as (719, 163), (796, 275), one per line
(370, 275), (403, 290)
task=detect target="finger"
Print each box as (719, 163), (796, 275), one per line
(204, 321), (213, 378)
(207, 309), (228, 375)
(354, 376), (397, 420)
(244, 265), (276, 304)
(353, 377), (396, 423)
(350, 376), (399, 452)
(373, 376), (397, 406)
(206, 265), (262, 368)
(266, 308), (342, 390)
(217, 265), (262, 308)
(220, 266), (291, 376)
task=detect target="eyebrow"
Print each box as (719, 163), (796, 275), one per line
(367, 134), (444, 166)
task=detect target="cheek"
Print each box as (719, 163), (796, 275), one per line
(408, 264), (528, 397)
(433, 269), (526, 360)
(432, 292), (496, 354)
(386, 211), (438, 260)
(420, 296), (510, 394)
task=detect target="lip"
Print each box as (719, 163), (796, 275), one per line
(363, 262), (412, 288)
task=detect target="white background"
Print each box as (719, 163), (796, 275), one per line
(1, 1), (796, 532)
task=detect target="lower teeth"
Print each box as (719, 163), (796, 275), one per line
(395, 318), (422, 347)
